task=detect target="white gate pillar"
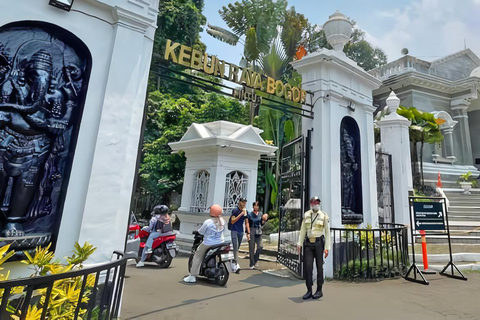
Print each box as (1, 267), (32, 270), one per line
(378, 91), (413, 225)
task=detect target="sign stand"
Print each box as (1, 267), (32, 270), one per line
(405, 197), (467, 285)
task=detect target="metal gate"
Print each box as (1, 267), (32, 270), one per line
(376, 152), (394, 224)
(277, 136), (305, 276)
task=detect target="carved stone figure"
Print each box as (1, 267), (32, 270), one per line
(0, 25), (89, 240)
(341, 128), (357, 212)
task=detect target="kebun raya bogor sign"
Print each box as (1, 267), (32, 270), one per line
(164, 39), (307, 105)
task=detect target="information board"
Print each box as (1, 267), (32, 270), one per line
(413, 202), (445, 231)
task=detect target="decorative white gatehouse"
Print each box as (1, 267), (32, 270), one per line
(169, 121), (276, 248)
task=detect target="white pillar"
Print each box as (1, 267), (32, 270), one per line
(451, 100), (473, 165)
(378, 91), (413, 225)
(75, 6), (156, 263)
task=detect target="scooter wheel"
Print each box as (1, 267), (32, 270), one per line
(214, 263), (229, 286)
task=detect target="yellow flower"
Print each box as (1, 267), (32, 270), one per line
(10, 304), (43, 320)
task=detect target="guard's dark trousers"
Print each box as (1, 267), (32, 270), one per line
(303, 236), (324, 291)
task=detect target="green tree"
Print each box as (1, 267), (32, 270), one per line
(396, 106), (444, 187)
(138, 91), (249, 205)
(134, 0), (253, 214)
(149, 0), (207, 93)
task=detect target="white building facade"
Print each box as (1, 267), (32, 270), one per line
(370, 50), (480, 186)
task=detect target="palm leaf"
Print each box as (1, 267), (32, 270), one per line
(244, 27), (260, 61)
(206, 24), (240, 45)
(284, 119), (295, 142)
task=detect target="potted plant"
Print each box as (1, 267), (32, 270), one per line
(457, 172), (478, 194)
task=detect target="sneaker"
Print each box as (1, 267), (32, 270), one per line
(254, 263), (259, 268)
(249, 265), (255, 270)
(136, 261), (145, 267)
(183, 275), (196, 283)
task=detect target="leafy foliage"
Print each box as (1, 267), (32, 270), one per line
(2, 242), (97, 319)
(458, 171), (479, 188)
(138, 91), (249, 198)
(397, 106), (444, 186)
(149, 0), (207, 93)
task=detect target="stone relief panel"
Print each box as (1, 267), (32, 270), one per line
(0, 22), (90, 250)
(340, 117), (363, 224)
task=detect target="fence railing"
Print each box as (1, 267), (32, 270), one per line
(0, 251), (135, 320)
(331, 223), (408, 281)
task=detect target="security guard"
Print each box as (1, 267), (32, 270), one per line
(297, 196), (331, 300)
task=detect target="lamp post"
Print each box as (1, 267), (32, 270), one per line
(49, 0), (74, 11)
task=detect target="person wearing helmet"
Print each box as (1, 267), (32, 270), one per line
(297, 196), (331, 300)
(136, 204), (172, 267)
(183, 204), (225, 283)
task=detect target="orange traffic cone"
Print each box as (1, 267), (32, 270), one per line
(436, 172), (443, 188)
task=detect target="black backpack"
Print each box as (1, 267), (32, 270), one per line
(156, 218), (173, 233)
(227, 215), (233, 230)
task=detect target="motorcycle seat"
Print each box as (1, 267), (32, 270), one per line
(207, 242), (230, 250)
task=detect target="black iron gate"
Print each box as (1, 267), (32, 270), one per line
(376, 152), (394, 224)
(277, 136), (305, 276)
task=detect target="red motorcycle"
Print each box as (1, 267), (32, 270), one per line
(130, 224), (179, 268)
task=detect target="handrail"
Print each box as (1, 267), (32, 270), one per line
(0, 251), (136, 289)
(0, 251), (136, 320)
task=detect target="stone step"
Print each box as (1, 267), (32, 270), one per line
(448, 206), (480, 212)
(409, 252), (480, 263)
(446, 197), (480, 201)
(412, 243), (480, 254)
(449, 224), (480, 231)
(427, 262), (480, 271)
(449, 199), (480, 204)
(450, 230), (480, 237)
(449, 216), (480, 221)
(448, 212), (480, 217)
(444, 195), (480, 199)
(414, 235), (480, 244)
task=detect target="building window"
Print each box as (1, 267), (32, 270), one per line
(223, 171), (248, 214)
(190, 170), (210, 212)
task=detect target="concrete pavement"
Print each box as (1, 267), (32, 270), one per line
(121, 256), (480, 320)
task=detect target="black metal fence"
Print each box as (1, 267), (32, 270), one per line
(331, 223), (408, 281)
(0, 251), (135, 320)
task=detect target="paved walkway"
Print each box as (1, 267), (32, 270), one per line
(121, 256), (480, 320)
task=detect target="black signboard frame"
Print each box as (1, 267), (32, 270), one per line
(405, 197), (467, 285)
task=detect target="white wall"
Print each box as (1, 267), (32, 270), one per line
(1, 0), (158, 265)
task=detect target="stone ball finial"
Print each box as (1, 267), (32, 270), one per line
(323, 11), (353, 51)
(386, 91), (400, 114)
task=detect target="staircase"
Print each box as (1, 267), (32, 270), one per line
(444, 190), (480, 244)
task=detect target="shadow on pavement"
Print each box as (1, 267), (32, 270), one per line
(239, 272), (299, 288)
(124, 285), (262, 319)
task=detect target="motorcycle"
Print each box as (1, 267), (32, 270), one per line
(188, 230), (234, 286)
(135, 227), (179, 268)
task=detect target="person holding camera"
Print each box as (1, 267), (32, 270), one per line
(229, 197), (249, 272)
(297, 196), (331, 300)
